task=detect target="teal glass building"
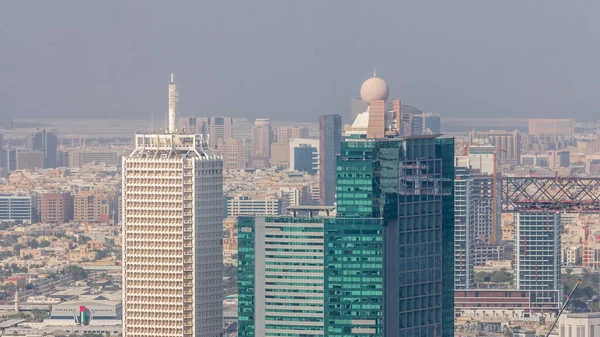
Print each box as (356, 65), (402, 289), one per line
(238, 135), (455, 337)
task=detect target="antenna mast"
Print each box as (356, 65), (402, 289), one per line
(168, 73), (179, 133)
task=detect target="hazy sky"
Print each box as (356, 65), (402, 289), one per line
(2, 1), (600, 122)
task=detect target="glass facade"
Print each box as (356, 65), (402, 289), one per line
(238, 216), (325, 337)
(333, 136), (455, 337)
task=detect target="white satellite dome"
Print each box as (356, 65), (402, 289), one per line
(360, 76), (389, 103)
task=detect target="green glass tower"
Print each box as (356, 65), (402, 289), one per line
(238, 135), (455, 337)
(328, 135), (455, 337)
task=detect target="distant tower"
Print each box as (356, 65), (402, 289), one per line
(14, 291), (18, 312)
(168, 73), (179, 133)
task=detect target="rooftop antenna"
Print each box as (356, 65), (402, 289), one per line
(373, 66), (376, 77)
(168, 73), (179, 133)
(151, 111), (154, 131)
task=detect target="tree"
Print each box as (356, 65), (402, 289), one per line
(475, 272), (490, 285)
(69, 266), (88, 281)
(28, 239), (39, 249)
(12, 244), (26, 256)
(39, 240), (51, 248)
(95, 250), (108, 260)
(77, 235), (91, 245)
(490, 270), (512, 284)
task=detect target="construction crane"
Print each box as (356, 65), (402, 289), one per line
(545, 280), (582, 337)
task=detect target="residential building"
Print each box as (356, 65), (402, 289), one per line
(513, 329), (536, 337)
(74, 191), (113, 223)
(218, 138), (248, 170)
(3, 148), (16, 171)
(514, 211), (562, 316)
(15, 150), (45, 170)
(455, 167), (475, 289)
(68, 151), (119, 167)
(122, 74), (223, 336)
(422, 112), (441, 134)
(468, 145), (496, 175)
(558, 313), (600, 337)
(0, 195), (32, 223)
(26, 129), (58, 168)
(226, 195), (281, 217)
(469, 130), (521, 165)
(528, 118), (574, 138)
(40, 192), (74, 223)
(289, 138), (319, 174)
(319, 114), (342, 206)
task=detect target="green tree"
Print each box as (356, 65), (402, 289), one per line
(78, 235), (91, 245)
(28, 239), (39, 249)
(12, 244), (26, 256)
(475, 272), (490, 285)
(39, 240), (51, 248)
(69, 266), (88, 281)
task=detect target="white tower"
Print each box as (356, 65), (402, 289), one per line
(122, 77), (223, 337)
(168, 73), (179, 133)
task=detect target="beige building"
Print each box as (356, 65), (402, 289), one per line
(469, 130), (521, 165)
(252, 119), (272, 169)
(69, 151), (118, 167)
(218, 138), (247, 170)
(74, 191), (113, 223)
(16, 150), (45, 170)
(529, 118), (574, 138)
(180, 116), (234, 150)
(122, 78), (223, 337)
(271, 126), (310, 169)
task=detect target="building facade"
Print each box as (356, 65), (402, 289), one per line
(69, 151), (119, 167)
(40, 192), (74, 223)
(251, 119), (272, 169)
(333, 135), (455, 337)
(226, 195), (281, 217)
(514, 211), (562, 316)
(528, 118), (574, 138)
(74, 191), (113, 223)
(469, 130), (521, 166)
(289, 138), (319, 174)
(0, 195), (32, 223)
(454, 167), (475, 290)
(122, 75), (223, 337)
(319, 114), (342, 206)
(180, 116), (234, 150)
(218, 138), (248, 170)
(26, 129), (58, 168)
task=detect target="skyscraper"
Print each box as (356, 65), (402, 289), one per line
(26, 129), (58, 168)
(469, 130), (521, 166)
(319, 114), (342, 206)
(270, 126), (309, 168)
(333, 135), (455, 337)
(289, 138), (319, 174)
(122, 74), (223, 337)
(251, 118), (272, 169)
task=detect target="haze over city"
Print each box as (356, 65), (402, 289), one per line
(3, 1), (600, 122)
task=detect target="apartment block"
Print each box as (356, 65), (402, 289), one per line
(40, 192), (74, 223)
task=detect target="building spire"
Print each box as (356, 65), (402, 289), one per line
(373, 66), (376, 77)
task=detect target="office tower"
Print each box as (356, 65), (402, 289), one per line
(238, 215), (326, 337)
(514, 211), (562, 308)
(40, 192), (74, 223)
(319, 114), (342, 206)
(15, 150), (45, 170)
(26, 129), (58, 168)
(270, 126), (310, 168)
(469, 130), (521, 165)
(0, 195), (33, 223)
(218, 138), (248, 170)
(334, 135), (455, 337)
(68, 151), (119, 167)
(423, 112), (441, 134)
(528, 118), (574, 138)
(74, 191), (113, 223)
(122, 74), (223, 337)
(251, 119), (272, 169)
(288, 138), (319, 174)
(454, 167), (475, 290)
(181, 117), (234, 149)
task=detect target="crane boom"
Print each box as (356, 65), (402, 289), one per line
(546, 280), (582, 337)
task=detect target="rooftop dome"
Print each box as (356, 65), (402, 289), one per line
(360, 76), (389, 103)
